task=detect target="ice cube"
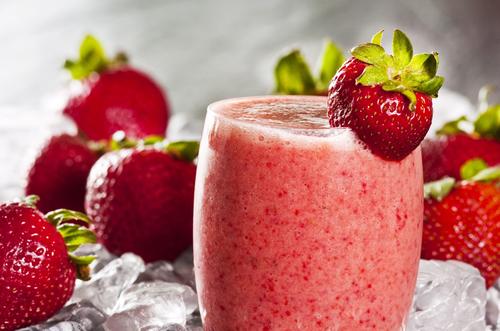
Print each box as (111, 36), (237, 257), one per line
(139, 326), (185, 331)
(18, 321), (87, 331)
(186, 313), (202, 329)
(101, 281), (198, 330)
(101, 305), (183, 331)
(136, 261), (182, 284)
(173, 249), (195, 288)
(486, 279), (500, 330)
(407, 260), (487, 331)
(70, 253), (145, 314)
(17, 302), (105, 331)
(47, 301), (107, 330)
(185, 327), (203, 331)
(158, 325), (187, 331)
(115, 281), (198, 319)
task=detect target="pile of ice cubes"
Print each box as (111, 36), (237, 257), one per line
(18, 244), (498, 331)
(19, 246), (201, 331)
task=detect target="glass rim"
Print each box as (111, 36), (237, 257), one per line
(206, 95), (342, 135)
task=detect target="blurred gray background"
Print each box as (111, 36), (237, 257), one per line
(0, 0), (499, 117)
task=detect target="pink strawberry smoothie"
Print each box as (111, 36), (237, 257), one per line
(194, 96), (423, 331)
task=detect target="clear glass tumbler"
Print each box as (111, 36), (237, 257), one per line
(194, 96), (423, 330)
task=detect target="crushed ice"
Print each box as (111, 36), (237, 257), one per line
(18, 245), (499, 331)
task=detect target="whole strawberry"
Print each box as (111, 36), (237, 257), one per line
(0, 197), (96, 331)
(63, 35), (170, 140)
(422, 160), (500, 287)
(85, 139), (198, 262)
(422, 86), (500, 182)
(328, 30), (444, 160)
(25, 134), (99, 213)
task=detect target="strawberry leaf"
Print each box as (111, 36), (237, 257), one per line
(392, 29), (413, 69)
(110, 131), (137, 150)
(474, 105), (500, 140)
(460, 158), (489, 180)
(353, 29), (443, 102)
(70, 254), (96, 266)
(57, 224), (97, 252)
(166, 141), (200, 162)
(64, 35), (109, 80)
(23, 195), (40, 208)
(316, 40), (345, 91)
(274, 50), (316, 95)
(351, 43), (387, 66)
(356, 66), (388, 86)
(469, 165), (500, 182)
(44, 208), (97, 280)
(45, 209), (92, 227)
(69, 255), (94, 281)
(142, 135), (165, 146)
(371, 30), (384, 46)
(436, 115), (468, 136)
(382, 81), (403, 92)
(416, 76), (445, 97)
(424, 177), (456, 200)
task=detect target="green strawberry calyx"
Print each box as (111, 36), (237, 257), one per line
(424, 177), (455, 201)
(437, 85), (500, 140)
(351, 29), (444, 110)
(44, 208), (97, 281)
(64, 34), (128, 80)
(109, 131), (200, 163)
(424, 159), (500, 200)
(165, 140), (200, 162)
(460, 158), (500, 182)
(274, 39), (345, 95)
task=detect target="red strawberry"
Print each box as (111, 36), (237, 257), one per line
(0, 197), (96, 330)
(422, 134), (500, 182)
(422, 161), (500, 287)
(25, 134), (99, 213)
(85, 140), (198, 262)
(422, 86), (500, 182)
(63, 35), (169, 140)
(328, 30), (444, 160)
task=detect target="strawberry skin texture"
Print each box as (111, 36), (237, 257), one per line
(0, 203), (76, 331)
(422, 182), (500, 287)
(25, 134), (98, 213)
(64, 67), (169, 140)
(85, 149), (195, 262)
(328, 58), (433, 160)
(422, 134), (500, 182)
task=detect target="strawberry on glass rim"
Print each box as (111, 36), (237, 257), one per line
(63, 35), (170, 141)
(0, 196), (96, 331)
(328, 29), (444, 160)
(422, 159), (500, 287)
